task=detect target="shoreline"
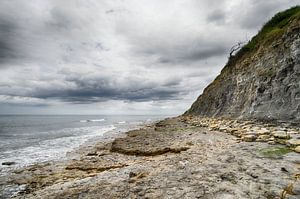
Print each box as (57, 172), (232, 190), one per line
(0, 119), (152, 173)
(1, 116), (300, 198)
(0, 120), (153, 198)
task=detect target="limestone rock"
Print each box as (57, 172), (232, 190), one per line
(242, 135), (256, 142)
(294, 146), (300, 153)
(286, 139), (300, 147)
(258, 134), (271, 141)
(110, 121), (190, 156)
(257, 128), (270, 135)
(273, 131), (290, 139)
(292, 180), (300, 195)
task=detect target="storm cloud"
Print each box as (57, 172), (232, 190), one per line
(0, 0), (298, 115)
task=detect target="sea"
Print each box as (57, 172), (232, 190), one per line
(0, 115), (168, 174)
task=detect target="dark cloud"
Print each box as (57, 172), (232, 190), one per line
(129, 36), (230, 65)
(28, 75), (185, 103)
(206, 10), (226, 25)
(0, 19), (20, 65)
(180, 45), (228, 62)
(156, 45), (228, 64)
(0, 0), (299, 114)
(105, 9), (115, 14)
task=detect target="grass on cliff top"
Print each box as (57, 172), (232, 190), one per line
(228, 6), (300, 66)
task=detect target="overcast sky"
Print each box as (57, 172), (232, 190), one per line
(0, 0), (298, 115)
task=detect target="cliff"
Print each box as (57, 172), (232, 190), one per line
(186, 6), (300, 123)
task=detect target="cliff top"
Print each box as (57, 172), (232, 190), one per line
(228, 6), (300, 68)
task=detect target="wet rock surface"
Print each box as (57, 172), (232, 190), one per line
(1, 116), (300, 199)
(111, 128), (190, 156)
(2, 162), (16, 166)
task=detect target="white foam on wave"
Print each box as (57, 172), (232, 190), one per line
(0, 125), (115, 171)
(80, 118), (105, 123)
(118, 121), (126, 124)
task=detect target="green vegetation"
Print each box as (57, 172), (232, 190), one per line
(245, 6), (300, 50)
(228, 6), (300, 66)
(259, 147), (292, 158)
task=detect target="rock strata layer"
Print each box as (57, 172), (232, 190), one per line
(186, 7), (300, 123)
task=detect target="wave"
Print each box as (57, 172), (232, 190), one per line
(118, 121), (126, 124)
(0, 125), (116, 171)
(80, 119), (105, 123)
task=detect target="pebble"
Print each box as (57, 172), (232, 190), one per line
(242, 135), (256, 142)
(294, 146), (300, 153)
(272, 131), (290, 139)
(292, 180), (300, 195)
(286, 139), (300, 147)
(258, 135), (270, 141)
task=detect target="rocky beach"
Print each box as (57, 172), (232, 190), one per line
(1, 116), (300, 198)
(1, 4), (300, 199)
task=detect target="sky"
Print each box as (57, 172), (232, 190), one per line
(0, 0), (299, 115)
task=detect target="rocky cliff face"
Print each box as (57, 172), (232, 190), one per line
(186, 7), (300, 123)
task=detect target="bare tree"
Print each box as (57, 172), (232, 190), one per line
(228, 41), (245, 59)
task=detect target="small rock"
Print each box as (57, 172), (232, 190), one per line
(220, 172), (237, 183)
(242, 135), (256, 142)
(286, 139), (300, 147)
(288, 130), (299, 134)
(276, 138), (287, 145)
(290, 134), (300, 140)
(272, 131), (290, 139)
(129, 171), (137, 178)
(281, 167), (288, 172)
(294, 146), (300, 153)
(244, 131), (258, 136)
(2, 161), (16, 166)
(86, 152), (98, 156)
(252, 127), (261, 131)
(258, 135), (271, 141)
(268, 137), (275, 141)
(228, 128), (239, 134)
(268, 141), (276, 145)
(257, 128), (270, 135)
(292, 180), (300, 195)
(218, 126), (228, 132)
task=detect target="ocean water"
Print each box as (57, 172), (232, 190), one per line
(0, 115), (167, 173)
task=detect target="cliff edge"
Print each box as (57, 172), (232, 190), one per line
(186, 6), (300, 123)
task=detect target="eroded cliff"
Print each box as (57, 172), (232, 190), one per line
(186, 6), (300, 123)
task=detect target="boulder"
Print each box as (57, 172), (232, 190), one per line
(294, 146), (300, 153)
(242, 135), (256, 142)
(272, 131), (290, 139)
(286, 139), (300, 147)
